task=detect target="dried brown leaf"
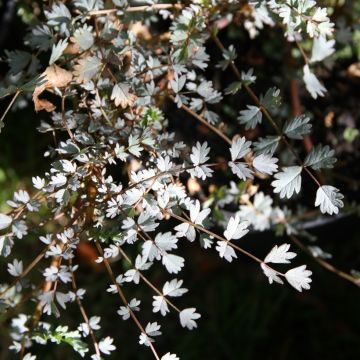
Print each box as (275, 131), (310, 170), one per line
(33, 65), (73, 112)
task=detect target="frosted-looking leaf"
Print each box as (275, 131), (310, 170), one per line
(49, 38), (68, 65)
(117, 299), (140, 320)
(162, 253), (184, 274)
(188, 142), (213, 179)
(162, 279), (188, 297)
(306, 7), (334, 38)
(224, 215), (249, 241)
(271, 166), (302, 199)
(304, 144), (336, 170)
(229, 137), (252, 161)
(152, 296), (169, 316)
(174, 222), (196, 242)
(315, 185), (344, 215)
(74, 56), (102, 83)
(189, 200), (210, 225)
(303, 65), (327, 99)
(139, 322), (161, 346)
(161, 353), (179, 360)
(264, 243), (296, 264)
(127, 134), (143, 157)
(0, 213), (12, 230)
(261, 263), (284, 285)
(238, 105), (262, 129)
(187, 164), (213, 180)
(179, 308), (201, 330)
(146, 322), (162, 337)
(217, 45), (237, 70)
(174, 200), (211, 241)
(310, 35), (335, 63)
(23, 354), (36, 360)
(0, 236), (14, 257)
(175, 200), (209, 242)
(154, 232), (178, 252)
(215, 241), (237, 262)
(170, 74), (186, 93)
(228, 162), (254, 181)
(45, 3), (71, 27)
(50, 173), (67, 187)
(58, 159), (77, 173)
(73, 25), (94, 51)
(253, 154), (278, 175)
(196, 80), (222, 103)
(73, 0), (104, 11)
(99, 337), (116, 355)
(142, 240), (158, 262)
(32, 176), (45, 189)
(241, 68), (256, 84)
(111, 83), (137, 109)
(89, 316), (101, 330)
(285, 265), (312, 292)
(283, 115), (312, 140)
(189, 142), (210, 166)
(238, 192), (272, 231)
(156, 156), (173, 172)
(253, 135), (280, 155)
(8, 259), (23, 277)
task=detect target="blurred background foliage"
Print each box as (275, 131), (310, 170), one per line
(0, 0), (360, 359)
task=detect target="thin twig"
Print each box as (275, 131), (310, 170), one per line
(210, 32), (322, 188)
(95, 242), (161, 360)
(117, 247), (180, 312)
(0, 242), (53, 298)
(165, 211), (266, 266)
(69, 258), (101, 357)
(168, 94), (232, 145)
(295, 40), (310, 64)
(89, 3), (183, 16)
(289, 234), (360, 288)
(0, 90), (20, 125)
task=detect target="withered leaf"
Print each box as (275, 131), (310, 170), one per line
(33, 65), (73, 112)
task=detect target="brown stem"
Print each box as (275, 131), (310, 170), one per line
(0, 90), (20, 125)
(168, 95), (232, 145)
(0, 243), (53, 298)
(289, 234), (360, 288)
(29, 206), (87, 324)
(95, 242), (161, 360)
(89, 3), (183, 16)
(117, 247), (180, 312)
(210, 32), (322, 188)
(69, 258), (101, 357)
(166, 211), (265, 265)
